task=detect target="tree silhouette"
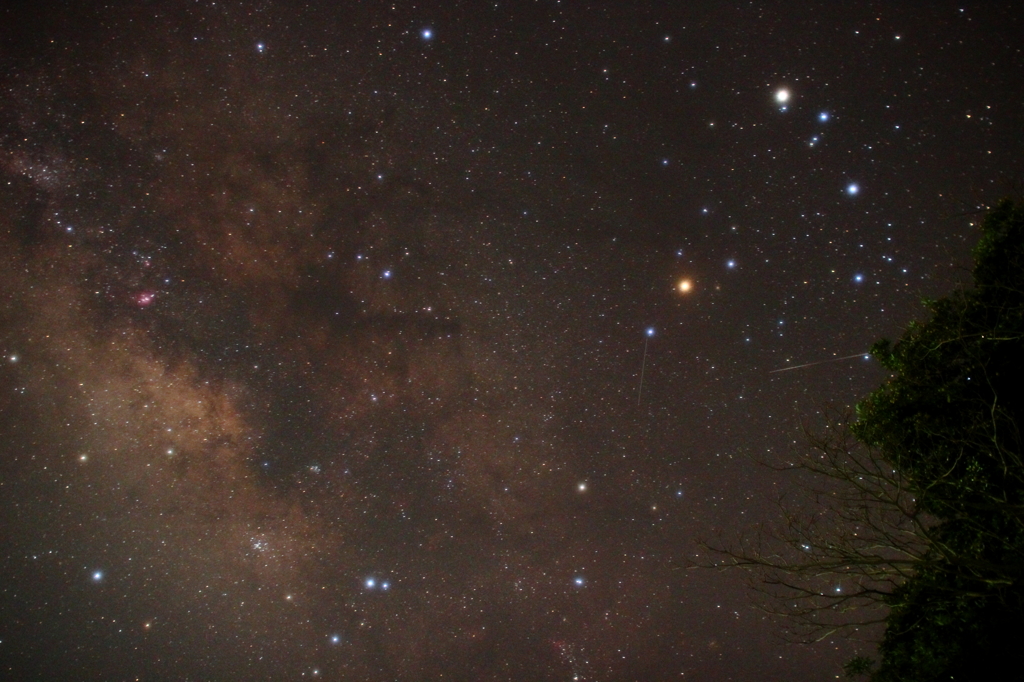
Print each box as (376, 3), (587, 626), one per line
(705, 202), (1024, 679)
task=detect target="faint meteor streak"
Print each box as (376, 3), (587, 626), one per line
(637, 327), (655, 405)
(769, 352), (869, 374)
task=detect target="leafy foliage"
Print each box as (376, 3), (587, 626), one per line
(703, 204), (1024, 678)
(854, 202), (1024, 680)
(843, 655), (874, 678)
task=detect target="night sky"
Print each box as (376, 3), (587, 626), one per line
(1, 2), (1022, 680)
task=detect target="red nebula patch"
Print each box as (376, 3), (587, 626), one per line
(134, 290), (156, 307)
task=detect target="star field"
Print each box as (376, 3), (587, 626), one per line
(1, 2), (1022, 680)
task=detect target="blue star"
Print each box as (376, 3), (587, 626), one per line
(645, 327), (655, 337)
(847, 183), (860, 195)
(818, 111), (830, 122)
(421, 28), (433, 41)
